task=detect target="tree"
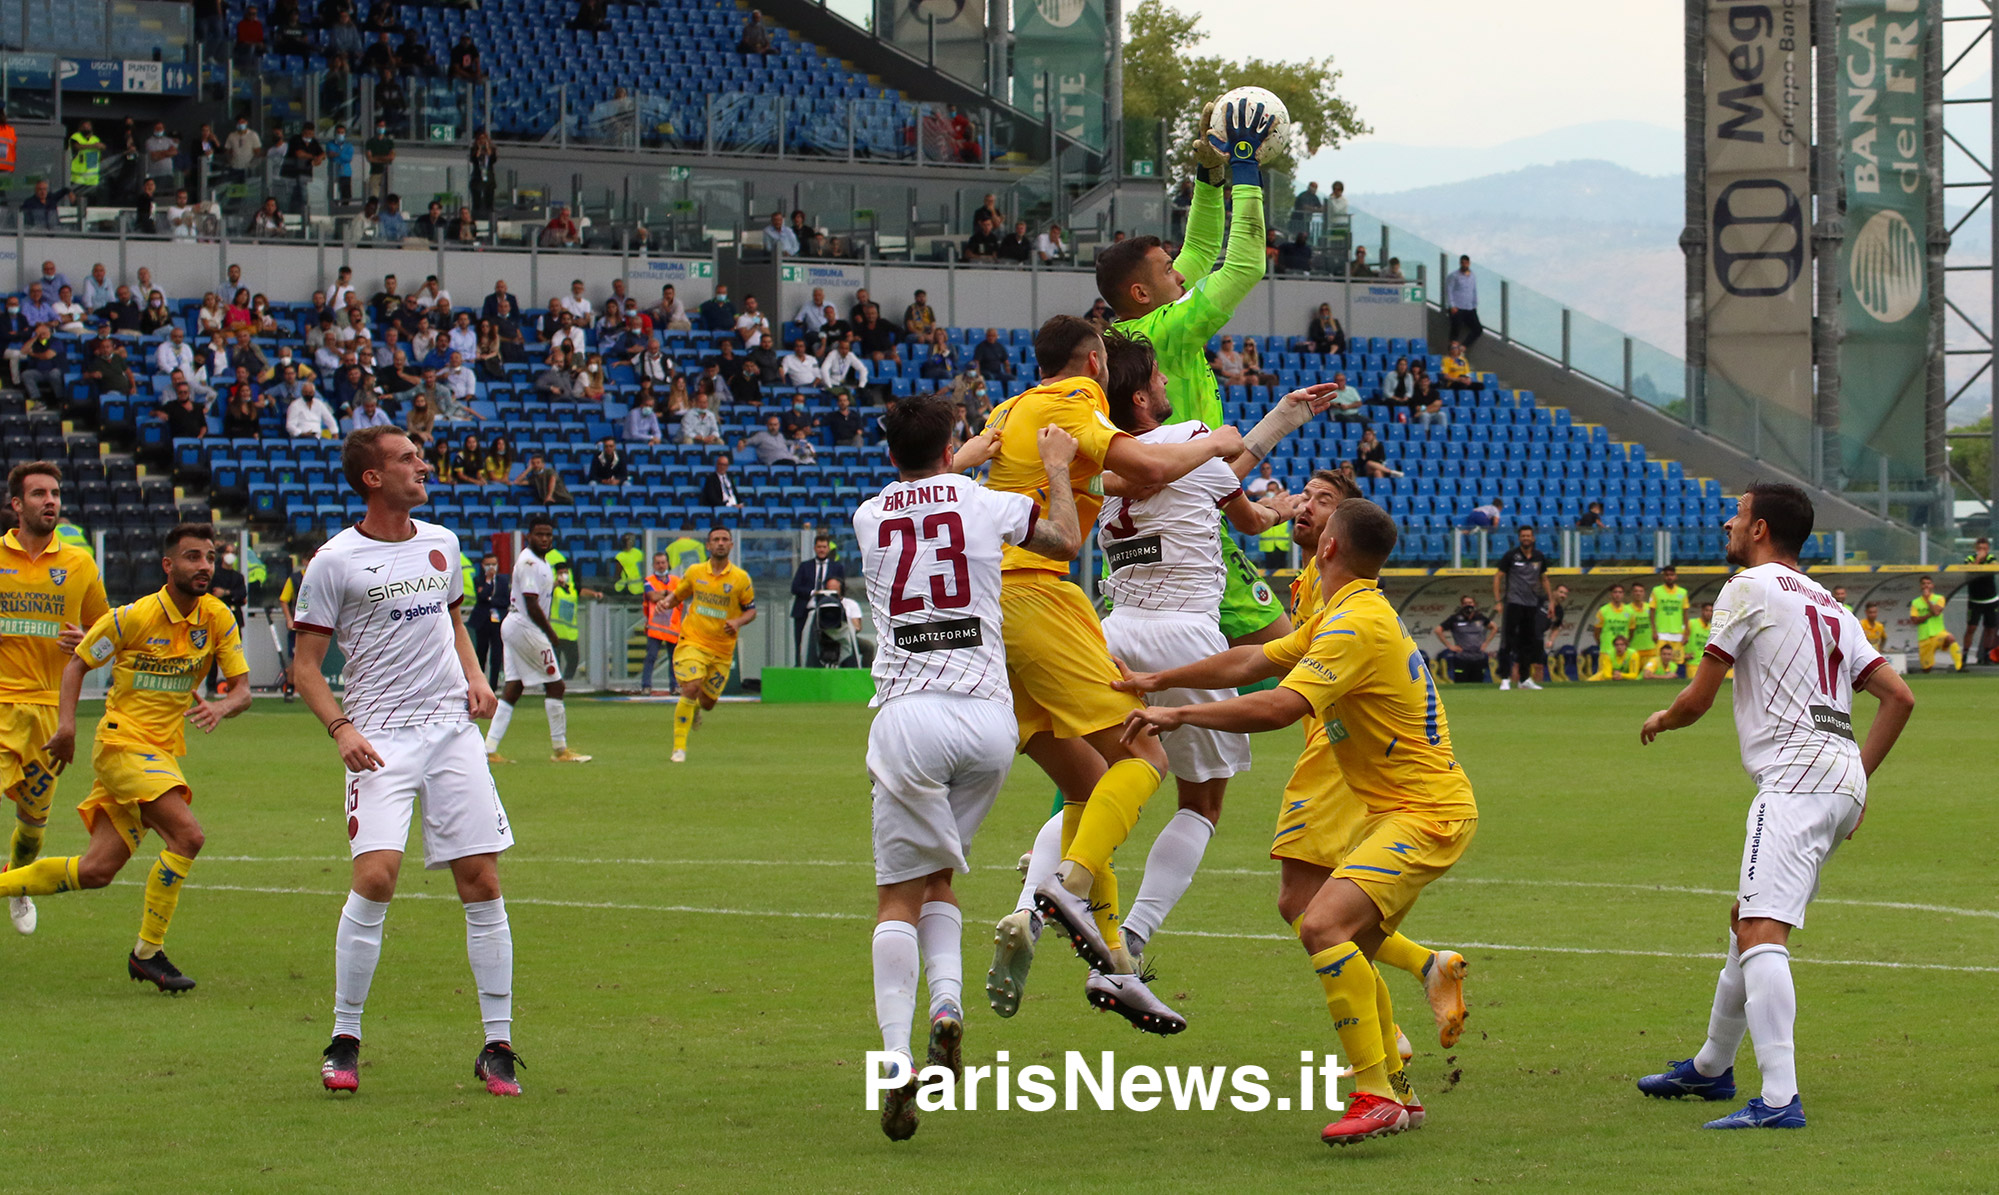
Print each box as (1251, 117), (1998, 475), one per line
(1121, 0), (1368, 181)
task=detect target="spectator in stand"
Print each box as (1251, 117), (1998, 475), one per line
(1325, 371), (1362, 424)
(646, 283), (687, 332)
(1383, 356), (1416, 404)
(1409, 375), (1448, 426)
(792, 288), (829, 340)
(1083, 298), (1113, 331)
(761, 209), (797, 255)
(856, 306), (900, 364)
(997, 220), (1033, 264)
(748, 333), (782, 387)
(19, 325), (64, 406)
(1246, 461), (1279, 498)
(699, 285), (736, 333)
(1327, 180), (1349, 219)
(826, 391), (865, 447)
(1352, 426), (1397, 478)
(1348, 246), (1376, 278)
(378, 193), (410, 240)
(781, 340), (822, 390)
(1292, 181), (1325, 222)
(348, 390), (393, 432)
(263, 364), (305, 408)
(588, 437), (628, 485)
(1462, 495), (1504, 529)
(738, 413), (796, 465)
(821, 334), (868, 395)
(786, 421), (818, 465)
(158, 382), (210, 439)
(448, 34), (484, 82)
(1440, 340), (1479, 390)
(679, 390), (721, 445)
(973, 327), (1013, 381)
(363, 120), (395, 200)
(535, 344), (580, 400)
(635, 336), (673, 384)
(1380, 256), (1406, 281)
(251, 197), (288, 238)
(625, 391), (663, 444)
(734, 295), (770, 345)
(449, 205), (478, 243)
(790, 210), (821, 256)
(443, 350), (479, 405)
(397, 29), (437, 76)
(20, 283), (56, 328)
(539, 203), (581, 248)
(404, 390), (436, 447)
(1034, 223), (1067, 263)
(1575, 499), (1605, 529)
(918, 328), (959, 383)
(903, 290), (937, 341)
(1434, 594), (1495, 683)
(286, 383), (340, 437)
(19, 179), (63, 230)
(1445, 254), (1483, 348)
(517, 452), (572, 505)
(699, 454), (739, 506)
(848, 288), (874, 324)
(963, 215), (1001, 262)
(557, 279), (593, 322)
(49, 287), (88, 335)
(738, 9), (774, 54)
(234, 6), (266, 67)
(1239, 337), (1277, 387)
(81, 337), (134, 400)
(1276, 232), (1313, 274)
(80, 264), (114, 311)
(1212, 335), (1246, 387)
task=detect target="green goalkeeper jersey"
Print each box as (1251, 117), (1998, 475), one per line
(1116, 181), (1266, 427)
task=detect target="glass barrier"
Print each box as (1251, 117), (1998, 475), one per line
(1, 52), (57, 123)
(1505, 280), (1565, 364)
(1567, 306), (1627, 396)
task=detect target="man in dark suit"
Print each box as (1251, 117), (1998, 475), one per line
(482, 280), (522, 323)
(789, 534), (845, 665)
(699, 455), (739, 507)
(471, 551), (509, 685)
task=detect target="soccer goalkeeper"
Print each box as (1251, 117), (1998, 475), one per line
(1095, 95), (1292, 646)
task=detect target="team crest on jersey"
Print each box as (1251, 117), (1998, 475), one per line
(723, 583), (733, 593)
(1251, 580), (1274, 605)
(47, 567), (66, 586)
(190, 628), (208, 649)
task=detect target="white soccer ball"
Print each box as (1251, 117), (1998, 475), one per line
(1208, 86), (1291, 163)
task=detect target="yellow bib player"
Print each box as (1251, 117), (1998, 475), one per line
(1121, 498), (1476, 1146)
(1589, 635), (1643, 680)
(0, 461), (108, 935)
(1909, 576), (1963, 672)
(0, 523), (250, 991)
(660, 526), (756, 762)
(1628, 583), (1660, 672)
(1651, 567), (1690, 647)
(974, 315), (1244, 1011)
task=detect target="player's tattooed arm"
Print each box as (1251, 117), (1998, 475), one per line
(1023, 427), (1083, 560)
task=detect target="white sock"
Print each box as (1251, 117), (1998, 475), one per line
(1740, 942), (1798, 1105)
(333, 890), (390, 1040)
(917, 900), (963, 1016)
(1122, 808), (1216, 954)
(463, 897), (514, 1044)
(872, 920), (920, 1058)
(1693, 931), (1747, 1077)
(1013, 811), (1065, 918)
(483, 700), (515, 753)
(545, 698), (567, 750)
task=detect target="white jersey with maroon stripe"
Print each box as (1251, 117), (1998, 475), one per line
(854, 474), (1036, 707)
(1098, 421), (1242, 618)
(291, 519), (470, 734)
(1704, 562), (1886, 797)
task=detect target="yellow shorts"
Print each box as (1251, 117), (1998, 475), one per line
(999, 572), (1140, 743)
(673, 641), (734, 700)
(1634, 648), (1659, 672)
(1271, 725), (1365, 870)
(0, 703), (61, 821)
(1334, 809), (1477, 934)
(78, 740), (192, 851)
(1917, 634), (1952, 670)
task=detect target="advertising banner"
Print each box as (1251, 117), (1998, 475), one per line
(1701, 0), (1813, 474)
(1836, 0), (1929, 482)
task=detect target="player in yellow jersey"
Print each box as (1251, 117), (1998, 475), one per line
(972, 315), (1244, 1018)
(659, 526), (756, 762)
(0, 523), (250, 990)
(1588, 634), (1642, 680)
(1686, 601), (1712, 663)
(0, 461), (109, 935)
(1628, 582), (1660, 673)
(1642, 642), (1683, 679)
(1121, 498), (1476, 1145)
(1860, 601), (1887, 652)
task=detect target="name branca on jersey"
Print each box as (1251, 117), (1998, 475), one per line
(366, 574), (451, 604)
(876, 483), (963, 512)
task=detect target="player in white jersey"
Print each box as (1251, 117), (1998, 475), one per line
(482, 516), (590, 763)
(996, 335), (1329, 1026)
(289, 426), (526, 1098)
(858, 395), (1092, 1141)
(1637, 483), (1914, 1130)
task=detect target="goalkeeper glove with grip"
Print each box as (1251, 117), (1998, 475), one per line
(1207, 97), (1277, 188)
(1193, 100), (1229, 189)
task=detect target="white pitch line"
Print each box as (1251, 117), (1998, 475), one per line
(194, 856), (1999, 922)
(128, 882), (1999, 975)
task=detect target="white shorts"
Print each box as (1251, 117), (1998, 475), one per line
(345, 721), (514, 869)
(1657, 631), (1686, 644)
(1736, 788), (1863, 928)
(501, 613), (562, 685)
(867, 693), (1016, 885)
(1102, 607), (1251, 783)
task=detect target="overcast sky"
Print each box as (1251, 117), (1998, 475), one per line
(1169, 0), (1684, 147)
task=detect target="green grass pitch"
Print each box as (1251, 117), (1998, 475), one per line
(2, 677), (1995, 1191)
